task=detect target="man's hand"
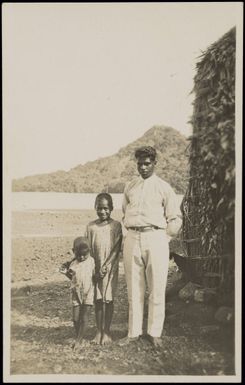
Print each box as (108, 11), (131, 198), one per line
(166, 217), (182, 237)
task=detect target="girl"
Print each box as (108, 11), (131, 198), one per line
(59, 236), (95, 350)
(86, 193), (123, 345)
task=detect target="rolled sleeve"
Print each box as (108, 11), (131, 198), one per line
(164, 185), (182, 237)
(164, 185), (181, 222)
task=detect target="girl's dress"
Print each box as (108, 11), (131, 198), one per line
(69, 256), (95, 306)
(86, 219), (122, 302)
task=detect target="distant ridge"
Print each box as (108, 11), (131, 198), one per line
(12, 125), (189, 194)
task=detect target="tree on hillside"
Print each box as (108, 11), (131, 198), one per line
(12, 125), (189, 194)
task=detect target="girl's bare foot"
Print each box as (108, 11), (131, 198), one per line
(101, 333), (112, 345)
(92, 331), (102, 344)
(73, 341), (81, 351)
(73, 339), (88, 351)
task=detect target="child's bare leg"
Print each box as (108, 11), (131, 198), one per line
(101, 301), (113, 345)
(72, 306), (80, 337)
(93, 300), (103, 344)
(74, 304), (90, 350)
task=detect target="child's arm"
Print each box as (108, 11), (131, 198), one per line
(59, 258), (75, 280)
(100, 229), (123, 276)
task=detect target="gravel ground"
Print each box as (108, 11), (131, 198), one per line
(10, 210), (235, 376)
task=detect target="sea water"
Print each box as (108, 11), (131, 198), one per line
(11, 192), (183, 211)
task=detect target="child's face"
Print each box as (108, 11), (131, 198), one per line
(96, 198), (112, 222)
(73, 247), (89, 262)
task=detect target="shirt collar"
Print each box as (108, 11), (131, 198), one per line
(139, 173), (156, 182)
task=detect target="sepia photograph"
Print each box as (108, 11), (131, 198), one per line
(3, 2), (243, 383)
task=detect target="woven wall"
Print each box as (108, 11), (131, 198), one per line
(181, 28), (235, 300)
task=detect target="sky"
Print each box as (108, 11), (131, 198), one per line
(3, 2), (242, 179)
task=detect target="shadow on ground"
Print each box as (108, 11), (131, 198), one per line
(11, 273), (235, 376)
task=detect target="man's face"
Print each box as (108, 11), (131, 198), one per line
(137, 156), (156, 179)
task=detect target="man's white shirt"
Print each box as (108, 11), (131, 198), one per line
(122, 173), (181, 230)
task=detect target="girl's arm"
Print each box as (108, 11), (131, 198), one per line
(100, 227), (123, 275)
(91, 260), (98, 284)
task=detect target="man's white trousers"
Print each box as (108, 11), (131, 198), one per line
(123, 229), (169, 338)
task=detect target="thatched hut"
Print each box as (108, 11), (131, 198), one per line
(181, 27), (236, 305)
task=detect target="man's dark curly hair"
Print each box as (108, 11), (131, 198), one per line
(134, 146), (157, 161)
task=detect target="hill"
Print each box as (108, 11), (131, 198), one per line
(12, 125), (190, 194)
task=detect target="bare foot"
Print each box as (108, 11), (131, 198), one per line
(72, 339), (87, 351)
(101, 333), (112, 345)
(118, 336), (139, 346)
(92, 332), (102, 345)
(73, 341), (81, 351)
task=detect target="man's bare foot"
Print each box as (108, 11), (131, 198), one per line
(92, 331), (102, 344)
(118, 336), (139, 346)
(101, 333), (112, 345)
(147, 335), (163, 348)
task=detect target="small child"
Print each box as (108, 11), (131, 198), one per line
(86, 193), (123, 345)
(59, 236), (95, 350)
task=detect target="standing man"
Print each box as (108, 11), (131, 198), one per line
(121, 146), (182, 348)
